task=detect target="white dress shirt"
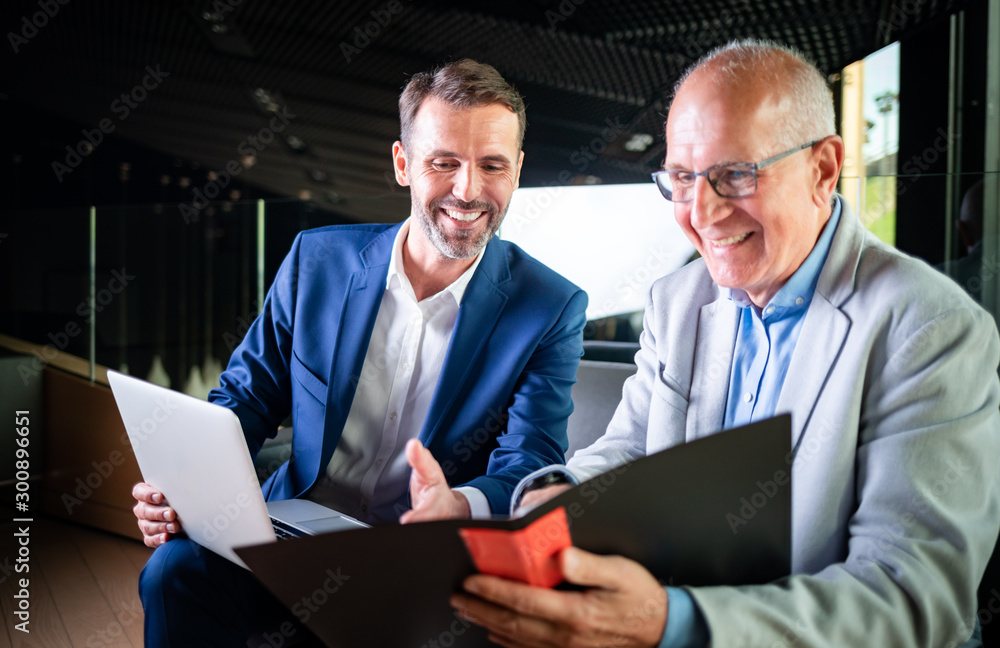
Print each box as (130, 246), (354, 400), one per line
(306, 220), (491, 524)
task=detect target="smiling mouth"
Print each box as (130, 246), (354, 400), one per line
(443, 208), (483, 223)
(710, 232), (751, 247)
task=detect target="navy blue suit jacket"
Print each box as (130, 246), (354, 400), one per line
(209, 222), (587, 515)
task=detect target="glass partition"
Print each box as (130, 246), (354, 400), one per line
(93, 201), (261, 397)
(0, 207), (92, 358)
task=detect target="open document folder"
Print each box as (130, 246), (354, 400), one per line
(237, 414), (792, 647)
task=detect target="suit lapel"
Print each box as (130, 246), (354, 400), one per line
(688, 296), (739, 440)
(320, 226), (397, 463)
(775, 295), (850, 453)
(776, 197), (862, 453)
(420, 237), (509, 446)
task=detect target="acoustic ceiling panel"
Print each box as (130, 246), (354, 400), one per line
(2, 0), (971, 222)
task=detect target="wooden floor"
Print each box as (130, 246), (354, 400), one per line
(0, 514), (152, 648)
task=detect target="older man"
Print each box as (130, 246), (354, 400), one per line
(451, 41), (1000, 648)
(132, 59), (587, 647)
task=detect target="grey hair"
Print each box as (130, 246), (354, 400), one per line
(672, 39), (837, 149)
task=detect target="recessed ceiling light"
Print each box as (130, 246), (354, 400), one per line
(624, 133), (655, 152)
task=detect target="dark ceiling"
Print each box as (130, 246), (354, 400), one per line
(3, 0), (969, 223)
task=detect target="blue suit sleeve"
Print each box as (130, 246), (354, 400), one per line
(208, 233), (301, 458)
(659, 587), (710, 648)
(459, 288), (588, 513)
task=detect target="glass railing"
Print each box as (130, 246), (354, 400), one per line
(1, 173), (998, 394)
(0, 198), (356, 396)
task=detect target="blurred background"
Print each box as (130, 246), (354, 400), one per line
(1, 0), (996, 394)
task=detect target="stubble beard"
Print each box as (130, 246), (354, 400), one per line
(413, 196), (507, 260)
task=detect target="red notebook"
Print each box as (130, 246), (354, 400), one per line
(459, 507), (572, 588)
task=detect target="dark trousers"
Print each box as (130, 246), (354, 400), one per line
(139, 538), (321, 648)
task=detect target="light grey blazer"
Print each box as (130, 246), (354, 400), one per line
(567, 199), (1000, 647)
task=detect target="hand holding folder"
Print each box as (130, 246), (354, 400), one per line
(237, 415), (792, 647)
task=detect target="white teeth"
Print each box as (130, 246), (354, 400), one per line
(711, 232), (750, 247)
(444, 209), (481, 222)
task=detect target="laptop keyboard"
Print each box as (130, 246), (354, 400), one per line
(270, 517), (303, 540)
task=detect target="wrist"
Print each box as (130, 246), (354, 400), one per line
(512, 466), (576, 512)
(452, 490), (471, 518)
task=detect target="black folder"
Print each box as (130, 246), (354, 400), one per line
(237, 415), (792, 647)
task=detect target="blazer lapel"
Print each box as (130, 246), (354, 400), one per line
(775, 296), (850, 453)
(420, 237), (509, 446)
(776, 196), (863, 453)
(320, 226), (397, 463)
(687, 296), (739, 441)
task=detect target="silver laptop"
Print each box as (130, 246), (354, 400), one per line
(107, 370), (367, 568)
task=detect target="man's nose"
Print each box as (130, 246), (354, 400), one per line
(452, 164), (482, 202)
(689, 176), (729, 230)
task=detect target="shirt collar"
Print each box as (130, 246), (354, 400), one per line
(729, 197), (843, 317)
(386, 219), (486, 305)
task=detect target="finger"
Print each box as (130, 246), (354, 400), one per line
(139, 514), (180, 534)
(451, 593), (560, 647)
(138, 520), (179, 540)
(400, 508), (426, 524)
(143, 532), (170, 548)
(462, 574), (580, 625)
(406, 439), (444, 487)
(400, 495), (444, 524)
(133, 500), (176, 523)
(560, 547), (638, 591)
(132, 481), (165, 504)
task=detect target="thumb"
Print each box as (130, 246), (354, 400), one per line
(406, 439), (443, 486)
(560, 547), (634, 590)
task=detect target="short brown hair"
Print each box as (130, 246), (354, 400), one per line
(399, 59), (526, 151)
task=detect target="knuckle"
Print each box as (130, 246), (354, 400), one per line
(511, 592), (539, 617)
(495, 608), (524, 635)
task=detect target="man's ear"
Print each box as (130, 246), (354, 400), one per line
(513, 150), (525, 191)
(392, 141), (410, 187)
(812, 135), (844, 208)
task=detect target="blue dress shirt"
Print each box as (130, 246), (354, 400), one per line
(724, 199), (842, 428)
(659, 199), (843, 648)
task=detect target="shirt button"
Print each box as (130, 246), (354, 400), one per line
(795, 297), (804, 305)
(361, 503), (368, 512)
(743, 392), (753, 403)
(375, 459), (384, 468)
(765, 306), (775, 315)
(402, 362), (411, 371)
(389, 411), (398, 421)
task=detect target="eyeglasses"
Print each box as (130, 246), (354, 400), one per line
(651, 140), (820, 203)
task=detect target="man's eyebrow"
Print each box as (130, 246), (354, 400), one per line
(663, 159), (744, 172)
(426, 151), (512, 165)
(480, 154), (512, 165)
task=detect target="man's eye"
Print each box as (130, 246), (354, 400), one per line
(483, 165), (504, 173)
(672, 172), (695, 186)
(718, 168), (753, 185)
(432, 161), (456, 170)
